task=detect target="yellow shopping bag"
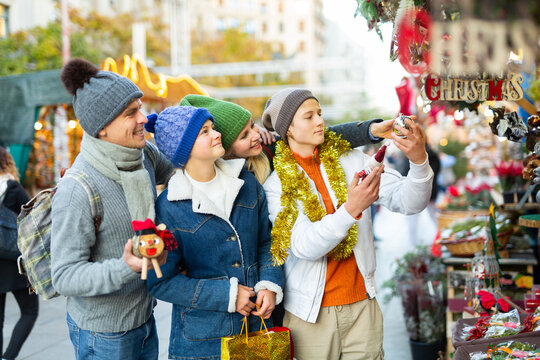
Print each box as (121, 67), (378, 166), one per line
(221, 316), (292, 360)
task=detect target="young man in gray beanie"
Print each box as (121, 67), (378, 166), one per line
(51, 58), (174, 360)
(262, 88), (434, 359)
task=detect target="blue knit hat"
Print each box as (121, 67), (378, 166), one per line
(145, 106), (214, 167)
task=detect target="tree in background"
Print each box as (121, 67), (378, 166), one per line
(191, 27), (297, 119)
(0, 8), (169, 76)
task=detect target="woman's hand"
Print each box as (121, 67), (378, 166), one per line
(256, 124), (276, 145)
(236, 285), (256, 316)
(251, 289), (276, 319)
(391, 118), (427, 165)
(369, 115), (417, 139)
(343, 166), (384, 219)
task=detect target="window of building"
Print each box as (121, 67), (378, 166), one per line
(0, 5), (7, 39)
(218, 0), (223, 6)
(230, 18), (240, 28)
(299, 21), (304, 31)
(245, 20), (254, 34)
(298, 41), (305, 52)
(230, 0), (239, 8)
(261, 3), (267, 13)
(262, 22), (267, 33)
(279, 22), (284, 33)
(278, 2), (283, 13)
(217, 18), (226, 31)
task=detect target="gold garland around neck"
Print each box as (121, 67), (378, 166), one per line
(271, 129), (358, 266)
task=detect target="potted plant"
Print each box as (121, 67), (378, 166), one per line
(495, 160), (525, 203)
(382, 246), (447, 360)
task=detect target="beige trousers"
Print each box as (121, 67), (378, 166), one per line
(283, 298), (384, 360)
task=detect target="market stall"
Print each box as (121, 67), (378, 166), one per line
(353, 0), (540, 358)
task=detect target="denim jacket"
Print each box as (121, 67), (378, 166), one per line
(147, 158), (284, 360)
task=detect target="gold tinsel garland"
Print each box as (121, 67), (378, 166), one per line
(271, 130), (358, 265)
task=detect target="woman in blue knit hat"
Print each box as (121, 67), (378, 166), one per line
(144, 106), (284, 360)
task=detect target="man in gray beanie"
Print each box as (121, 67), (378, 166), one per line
(51, 58), (174, 360)
(262, 88), (434, 359)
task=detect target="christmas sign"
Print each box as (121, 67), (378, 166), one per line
(421, 73), (524, 102)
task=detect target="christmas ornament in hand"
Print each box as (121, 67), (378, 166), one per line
(131, 219), (177, 280)
(357, 144), (387, 180)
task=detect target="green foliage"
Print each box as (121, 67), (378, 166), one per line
(453, 155), (468, 180)
(439, 137), (465, 156)
(0, 8), (170, 76)
(382, 246), (446, 343)
(439, 138), (468, 179)
(191, 28), (289, 120)
(530, 74), (540, 101)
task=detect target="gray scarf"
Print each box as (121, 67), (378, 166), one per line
(80, 133), (155, 222)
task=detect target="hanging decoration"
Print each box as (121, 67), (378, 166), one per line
(396, 7), (432, 75)
(66, 105), (83, 166)
(102, 54), (208, 99)
(422, 73), (524, 102)
(24, 107), (56, 191)
(53, 105), (70, 183)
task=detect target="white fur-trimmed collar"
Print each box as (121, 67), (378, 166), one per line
(167, 158), (246, 219)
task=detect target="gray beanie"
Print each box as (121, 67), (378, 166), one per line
(73, 71), (143, 137)
(262, 88), (318, 138)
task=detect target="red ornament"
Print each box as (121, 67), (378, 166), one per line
(396, 8), (432, 75)
(477, 290), (496, 311)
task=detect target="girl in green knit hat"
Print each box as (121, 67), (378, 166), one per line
(179, 94), (395, 184)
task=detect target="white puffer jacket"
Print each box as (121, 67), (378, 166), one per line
(263, 147), (433, 323)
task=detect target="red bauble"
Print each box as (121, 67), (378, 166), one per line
(397, 8), (432, 75)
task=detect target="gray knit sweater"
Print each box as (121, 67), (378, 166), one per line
(51, 142), (173, 332)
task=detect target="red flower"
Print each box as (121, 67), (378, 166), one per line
(495, 161), (511, 177)
(509, 161), (524, 177)
(448, 185), (460, 197)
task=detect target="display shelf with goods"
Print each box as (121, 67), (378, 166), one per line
(440, 207), (537, 357)
(442, 252), (537, 356)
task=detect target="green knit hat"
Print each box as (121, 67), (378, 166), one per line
(179, 95), (251, 150)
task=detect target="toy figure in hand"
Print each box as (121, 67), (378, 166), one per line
(131, 219), (177, 280)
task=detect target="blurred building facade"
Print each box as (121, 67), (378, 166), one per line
(2, 0), (370, 121)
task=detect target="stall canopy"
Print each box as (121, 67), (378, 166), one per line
(0, 57), (208, 180)
(0, 70), (72, 175)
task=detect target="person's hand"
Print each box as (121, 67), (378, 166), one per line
(123, 239), (167, 273)
(123, 239), (145, 273)
(236, 285), (256, 316)
(343, 166), (384, 218)
(255, 124), (276, 145)
(391, 117), (427, 164)
(368, 116), (417, 139)
(251, 290), (276, 319)
(369, 119), (395, 139)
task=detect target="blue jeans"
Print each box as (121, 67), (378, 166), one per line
(66, 313), (158, 360)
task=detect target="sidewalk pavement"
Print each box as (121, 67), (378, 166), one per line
(3, 207), (436, 359)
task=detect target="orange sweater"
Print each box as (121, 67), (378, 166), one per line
(293, 149), (368, 307)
